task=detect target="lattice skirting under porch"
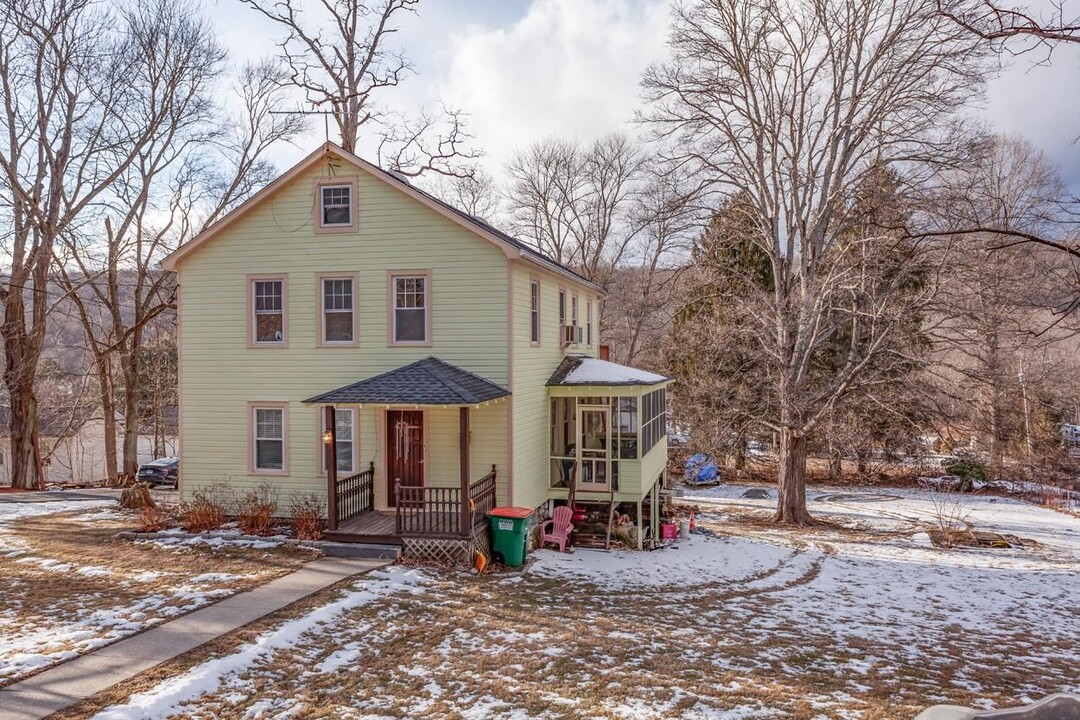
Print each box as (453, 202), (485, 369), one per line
(401, 529), (491, 567)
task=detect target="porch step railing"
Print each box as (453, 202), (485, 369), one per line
(336, 462), (375, 526)
(395, 465), (498, 538)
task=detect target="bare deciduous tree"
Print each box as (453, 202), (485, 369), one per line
(506, 133), (693, 364)
(0, 0), (191, 488)
(55, 47), (301, 482)
(941, 0), (1079, 47)
(238, 0), (478, 175)
(643, 0), (985, 523)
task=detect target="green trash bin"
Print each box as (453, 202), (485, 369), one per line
(487, 506), (534, 567)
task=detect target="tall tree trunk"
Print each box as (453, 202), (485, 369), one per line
(93, 354), (119, 484)
(120, 345), (141, 478)
(775, 425), (814, 525)
(2, 294), (44, 490)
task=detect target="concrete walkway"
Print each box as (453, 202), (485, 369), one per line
(0, 556), (389, 720)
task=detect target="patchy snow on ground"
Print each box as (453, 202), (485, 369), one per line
(0, 500), (305, 686)
(0, 499), (112, 557)
(58, 487), (1080, 718)
(136, 530), (286, 552)
(90, 568), (430, 720)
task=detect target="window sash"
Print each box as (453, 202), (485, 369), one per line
(530, 281), (540, 343)
(253, 280), (284, 344)
(322, 278), (354, 343)
(322, 408), (356, 474)
(321, 185), (352, 226)
(393, 276), (428, 343)
(253, 407), (284, 470)
(586, 300), (593, 346)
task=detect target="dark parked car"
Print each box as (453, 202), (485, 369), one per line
(137, 457), (179, 488)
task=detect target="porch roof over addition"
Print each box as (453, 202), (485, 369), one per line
(304, 357), (510, 406)
(546, 355), (671, 387)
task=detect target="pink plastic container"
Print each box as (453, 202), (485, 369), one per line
(661, 523), (678, 540)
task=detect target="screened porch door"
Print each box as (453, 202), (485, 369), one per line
(576, 405), (611, 491)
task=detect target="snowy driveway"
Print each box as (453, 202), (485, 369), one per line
(79, 486), (1080, 720)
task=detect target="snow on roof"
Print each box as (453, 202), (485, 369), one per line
(549, 357), (670, 386)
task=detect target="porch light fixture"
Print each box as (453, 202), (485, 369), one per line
(322, 430), (333, 445)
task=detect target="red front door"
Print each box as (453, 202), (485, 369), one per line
(387, 410), (424, 507)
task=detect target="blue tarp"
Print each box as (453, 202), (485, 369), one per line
(684, 453), (720, 485)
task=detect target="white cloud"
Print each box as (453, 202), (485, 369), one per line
(439, 0), (671, 177)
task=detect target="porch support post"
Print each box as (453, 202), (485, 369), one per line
(325, 405), (338, 532)
(459, 406), (470, 536)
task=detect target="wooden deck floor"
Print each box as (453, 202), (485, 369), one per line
(326, 510), (485, 545)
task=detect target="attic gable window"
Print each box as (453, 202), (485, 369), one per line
(321, 185), (352, 226)
(313, 177), (357, 232)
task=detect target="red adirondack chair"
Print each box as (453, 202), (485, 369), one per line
(539, 505), (575, 552)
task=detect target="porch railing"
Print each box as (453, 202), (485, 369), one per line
(336, 462), (375, 526)
(395, 465), (498, 538)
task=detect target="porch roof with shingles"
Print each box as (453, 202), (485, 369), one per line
(304, 357), (510, 406)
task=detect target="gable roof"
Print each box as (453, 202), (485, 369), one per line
(304, 357), (510, 406)
(161, 142), (602, 293)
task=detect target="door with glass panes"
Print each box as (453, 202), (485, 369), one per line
(575, 405), (611, 491)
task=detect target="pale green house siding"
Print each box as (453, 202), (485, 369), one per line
(508, 262), (600, 511)
(177, 155), (511, 503)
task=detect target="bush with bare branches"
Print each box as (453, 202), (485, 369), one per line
(236, 482), (280, 536)
(179, 484), (233, 532)
(289, 493), (325, 541)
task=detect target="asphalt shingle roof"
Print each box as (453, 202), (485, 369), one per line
(304, 357), (510, 406)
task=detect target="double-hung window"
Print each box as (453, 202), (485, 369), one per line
(320, 184), (352, 227)
(252, 278), (286, 345)
(586, 299), (593, 346)
(320, 276), (356, 344)
(391, 273), (429, 344)
(252, 405), (287, 473)
(530, 280), (541, 344)
(571, 295), (579, 344)
(321, 408), (357, 474)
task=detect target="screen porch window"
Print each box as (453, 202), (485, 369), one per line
(322, 277), (354, 343)
(530, 280), (541, 343)
(253, 407), (285, 471)
(320, 184), (352, 226)
(253, 279), (285, 344)
(393, 275), (428, 343)
(321, 408), (356, 474)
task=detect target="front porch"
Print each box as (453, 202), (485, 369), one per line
(305, 357), (507, 562)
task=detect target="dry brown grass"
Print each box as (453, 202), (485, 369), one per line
(0, 506), (313, 688)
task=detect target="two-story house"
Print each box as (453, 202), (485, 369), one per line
(162, 142), (671, 562)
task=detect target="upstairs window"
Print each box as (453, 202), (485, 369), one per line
(530, 280), (541, 344)
(320, 184), (352, 227)
(587, 299), (593, 346)
(320, 276), (356, 345)
(571, 295), (579, 344)
(558, 289), (566, 330)
(392, 273), (429, 344)
(252, 278), (286, 345)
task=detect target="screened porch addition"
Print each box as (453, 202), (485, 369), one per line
(546, 356), (671, 501)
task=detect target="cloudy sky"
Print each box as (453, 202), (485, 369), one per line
(206, 0), (1080, 190)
